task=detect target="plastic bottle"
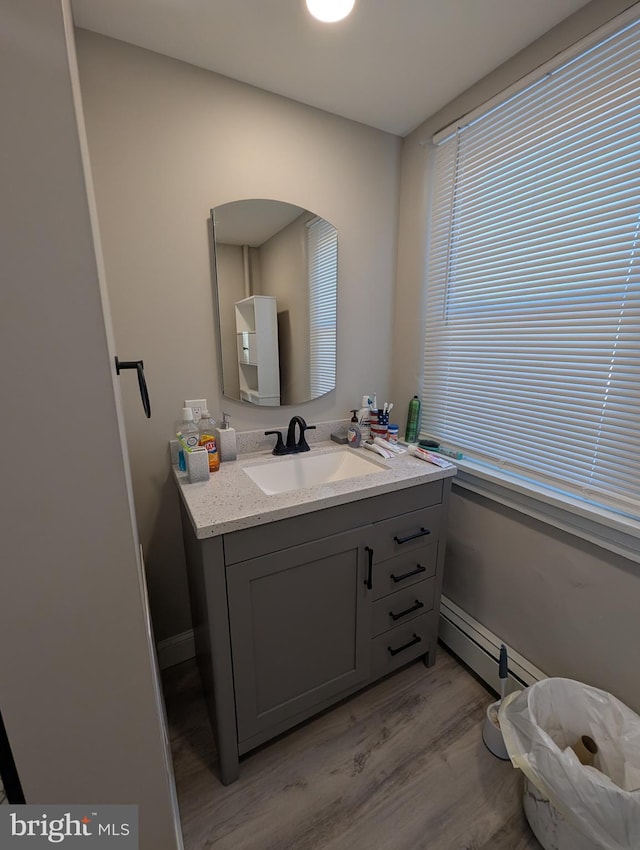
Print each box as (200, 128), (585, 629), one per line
(347, 420), (362, 447)
(198, 409), (220, 472)
(357, 395), (372, 440)
(177, 407), (200, 470)
(404, 395), (421, 443)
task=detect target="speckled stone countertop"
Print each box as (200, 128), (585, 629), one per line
(175, 423), (456, 539)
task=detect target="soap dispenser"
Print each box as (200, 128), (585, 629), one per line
(215, 412), (237, 462)
(347, 410), (362, 448)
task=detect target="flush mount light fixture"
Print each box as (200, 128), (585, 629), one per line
(305, 0), (355, 23)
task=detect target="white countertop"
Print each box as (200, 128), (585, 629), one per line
(175, 440), (456, 539)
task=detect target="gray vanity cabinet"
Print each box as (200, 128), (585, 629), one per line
(180, 477), (451, 785)
(227, 528), (372, 744)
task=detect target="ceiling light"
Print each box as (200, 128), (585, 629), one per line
(305, 0), (355, 23)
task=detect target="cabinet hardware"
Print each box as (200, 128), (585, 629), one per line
(394, 527), (430, 545)
(387, 634), (422, 656)
(364, 546), (374, 590)
(390, 563), (427, 583)
(389, 600), (424, 621)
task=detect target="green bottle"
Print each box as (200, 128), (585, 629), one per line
(405, 395), (421, 443)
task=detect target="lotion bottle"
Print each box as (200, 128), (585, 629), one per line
(215, 412), (237, 462)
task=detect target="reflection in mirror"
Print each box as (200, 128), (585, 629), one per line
(211, 200), (337, 407)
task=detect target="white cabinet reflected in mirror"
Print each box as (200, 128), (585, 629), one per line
(211, 200), (337, 407)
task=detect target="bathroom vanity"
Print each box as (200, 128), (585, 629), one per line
(176, 438), (455, 784)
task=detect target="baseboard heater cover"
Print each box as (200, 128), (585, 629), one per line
(439, 596), (547, 696)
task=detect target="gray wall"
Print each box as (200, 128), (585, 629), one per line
(75, 31), (401, 641)
(393, 0), (640, 711)
(0, 2), (181, 846)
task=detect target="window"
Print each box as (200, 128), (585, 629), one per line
(307, 216), (337, 397)
(423, 13), (640, 518)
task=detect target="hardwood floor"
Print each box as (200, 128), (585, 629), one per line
(162, 645), (541, 850)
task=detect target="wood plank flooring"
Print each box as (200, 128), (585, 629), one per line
(162, 646), (541, 850)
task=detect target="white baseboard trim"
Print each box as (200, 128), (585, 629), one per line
(439, 596), (547, 696)
(157, 629), (195, 670)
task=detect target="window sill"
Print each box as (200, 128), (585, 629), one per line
(451, 458), (640, 564)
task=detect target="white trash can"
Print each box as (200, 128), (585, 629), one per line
(499, 678), (640, 850)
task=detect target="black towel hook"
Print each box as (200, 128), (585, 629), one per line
(114, 356), (151, 418)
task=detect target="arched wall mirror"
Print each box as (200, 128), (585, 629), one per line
(211, 199), (337, 407)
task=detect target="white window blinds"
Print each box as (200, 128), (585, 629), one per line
(308, 216), (337, 397)
(423, 16), (640, 516)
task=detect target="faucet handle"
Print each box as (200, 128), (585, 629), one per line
(265, 430), (287, 456)
(297, 423), (316, 453)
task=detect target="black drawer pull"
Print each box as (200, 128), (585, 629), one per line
(389, 600), (424, 622)
(394, 527), (430, 545)
(390, 564), (427, 583)
(387, 634), (422, 657)
(364, 546), (374, 590)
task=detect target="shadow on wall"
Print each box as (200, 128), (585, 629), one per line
(144, 469), (193, 644)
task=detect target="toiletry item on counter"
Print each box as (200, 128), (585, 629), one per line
(388, 424), (399, 443)
(357, 396), (372, 440)
(347, 416), (362, 447)
(331, 431), (348, 444)
(370, 423), (387, 441)
(363, 440), (394, 459)
(405, 395), (421, 443)
(429, 445), (463, 460)
(177, 407), (200, 471)
(186, 447), (210, 483)
(407, 444), (452, 469)
(198, 409), (220, 472)
(372, 436), (406, 454)
(418, 439), (463, 460)
(215, 412), (237, 462)
(180, 407), (200, 447)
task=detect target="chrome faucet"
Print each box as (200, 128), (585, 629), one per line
(265, 416), (316, 456)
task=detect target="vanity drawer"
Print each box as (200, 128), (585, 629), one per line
(372, 504), (441, 563)
(372, 541), (438, 601)
(371, 612), (436, 678)
(371, 577), (435, 637)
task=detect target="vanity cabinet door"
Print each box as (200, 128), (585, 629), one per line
(227, 527), (372, 746)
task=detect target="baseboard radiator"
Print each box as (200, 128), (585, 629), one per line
(439, 596), (547, 696)
(156, 598), (548, 694)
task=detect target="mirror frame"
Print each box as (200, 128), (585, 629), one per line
(210, 199), (338, 407)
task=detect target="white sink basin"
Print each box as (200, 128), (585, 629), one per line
(244, 448), (386, 495)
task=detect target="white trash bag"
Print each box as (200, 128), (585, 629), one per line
(499, 678), (640, 850)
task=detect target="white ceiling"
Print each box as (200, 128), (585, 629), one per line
(71, 0), (593, 137)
